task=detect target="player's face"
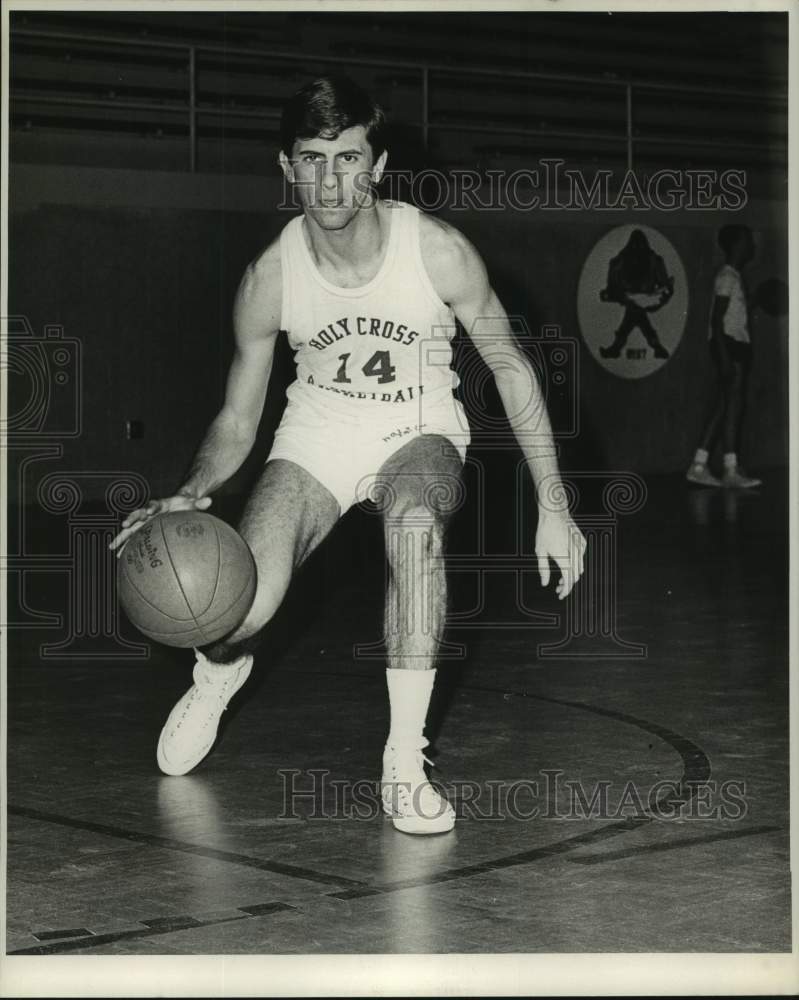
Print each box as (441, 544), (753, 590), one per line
(280, 126), (386, 229)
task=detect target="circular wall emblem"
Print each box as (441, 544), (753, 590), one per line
(577, 225), (688, 379)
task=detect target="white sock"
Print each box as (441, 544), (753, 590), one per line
(723, 452), (738, 471)
(693, 448), (709, 467)
(386, 668), (436, 748)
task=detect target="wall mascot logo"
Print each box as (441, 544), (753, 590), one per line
(578, 225), (688, 379)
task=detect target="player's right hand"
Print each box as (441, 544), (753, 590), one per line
(108, 494), (212, 557)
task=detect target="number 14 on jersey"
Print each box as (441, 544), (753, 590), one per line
(334, 351), (397, 385)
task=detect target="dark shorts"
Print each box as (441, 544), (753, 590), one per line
(710, 334), (752, 371)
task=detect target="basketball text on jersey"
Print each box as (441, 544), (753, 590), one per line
(304, 375), (424, 404)
(307, 316), (420, 350)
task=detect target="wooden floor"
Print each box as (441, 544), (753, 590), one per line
(4, 471), (791, 979)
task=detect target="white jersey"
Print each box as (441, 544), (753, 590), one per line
(279, 201), (460, 415)
(709, 264), (749, 343)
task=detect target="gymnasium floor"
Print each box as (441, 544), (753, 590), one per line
(4, 471), (791, 958)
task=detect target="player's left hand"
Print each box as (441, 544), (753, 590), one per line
(536, 510), (587, 600)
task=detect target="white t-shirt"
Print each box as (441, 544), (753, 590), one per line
(709, 264), (749, 343)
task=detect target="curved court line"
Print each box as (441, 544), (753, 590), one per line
(6, 669), (719, 917)
(275, 667), (718, 898)
(288, 666), (713, 800)
(467, 683), (713, 802)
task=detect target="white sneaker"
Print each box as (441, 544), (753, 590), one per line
(381, 742), (455, 835)
(686, 463), (722, 487)
(722, 469), (762, 489)
(157, 651), (253, 776)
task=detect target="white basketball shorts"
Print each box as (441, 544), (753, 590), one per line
(267, 381), (470, 513)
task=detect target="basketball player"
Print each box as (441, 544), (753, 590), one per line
(687, 224), (761, 489)
(110, 76), (587, 835)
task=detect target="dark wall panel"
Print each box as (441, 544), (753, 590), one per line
(8, 166), (788, 507)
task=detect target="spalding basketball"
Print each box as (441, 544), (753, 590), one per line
(117, 511), (257, 647)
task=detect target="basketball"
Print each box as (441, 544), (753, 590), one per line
(117, 511), (257, 647)
(753, 277), (789, 318)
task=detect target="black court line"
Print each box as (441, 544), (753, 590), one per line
(564, 824), (783, 865)
(453, 684), (712, 788)
(8, 805), (368, 889)
(327, 816), (652, 900)
(32, 927), (93, 942)
(9, 903), (297, 956)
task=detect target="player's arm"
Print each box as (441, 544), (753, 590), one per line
(710, 295), (730, 339)
(421, 217), (586, 598)
(110, 242), (282, 553)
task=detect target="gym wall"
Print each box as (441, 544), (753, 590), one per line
(8, 164), (788, 502)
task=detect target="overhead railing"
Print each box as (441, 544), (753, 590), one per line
(10, 27), (788, 176)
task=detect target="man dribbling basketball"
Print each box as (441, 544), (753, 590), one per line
(110, 76), (586, 835)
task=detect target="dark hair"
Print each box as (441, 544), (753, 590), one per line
(718, 224), (752, 256)
(280, 75), (387, 160)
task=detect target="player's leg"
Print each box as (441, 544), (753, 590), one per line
(203, 459), (340, 662)
(687, 338), (727, 486)
(158, 459), (340, 775)
(722, 361), (745, 455)
(720, 343), (760, 488)
(375, 433), (464, 834)
(380, 437), (461, 672)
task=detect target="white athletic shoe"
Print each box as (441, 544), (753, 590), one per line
(686, 463), (722, 487)
(381, 742), (455, 835)
(157, 651), (252, 776)
(722, 469), (762, 489)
